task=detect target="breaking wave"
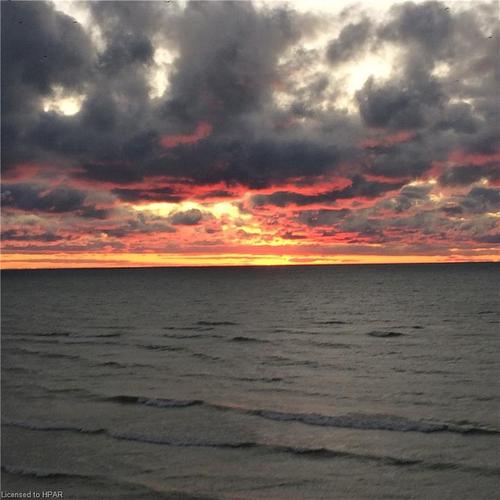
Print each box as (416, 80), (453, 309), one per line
(99, 394), (500, 435)
(4, 421), (499, 477)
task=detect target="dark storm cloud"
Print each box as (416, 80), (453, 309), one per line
(366, 139), (436, 179)
(379, 1), (454, 56)
(88, 0), (173, 38)
(1, 229), (63, 243)
(475, 233), (500, 244)
(1, 1), (93, 97)
(169, 209), (204, 226)
(145, 137), (341, 189)
(98, 33), (154, 74)
(356, 64), (443, 129)
(1, 0), (498, 217)
(352, 3), (456, 130)
(460, 186), (500, 214)
(352, 0), (498, 189)
(1, 0), (94, 167)
(440, 205), (463, 216)
(77, 163), (146, 185)
(112, 187), (185, 203)
(434, 102), (479, 134)
(162, 1), (302, 128)
(439, 165), (500, 187)
(2, 0), (339, 191)
(251, 176), (404, 207)
(0, 183), (110, 220)
(326, 19), (372, 64)
(195, 190), (236, 200)
(1, 184), (86, 213)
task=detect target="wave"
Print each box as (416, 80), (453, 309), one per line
(3, 347), (81, 360)
(310, 341), (351, 349)
(190, 352), (221, 361)
(140, 344), (187, 352)
(1, 464), (215, 500)
(106, 395), (203, 408)
(3, 419), (105, 434)
(162, 332), (223, 339)
(163, 326), (215, 332)
(234, 376), (284, 383)
(1, 365), (34, 373)
(314, 320), (348, 325)
(9, 331), (123, 339)
(85, 333), (123, 338)
(96, 361), (152, 369)
(196, 321), (239, 326)
(230, 336), (269, 343)
(82, 325), (134, 330)
(367, 331), (405, 338)
(262, 355), (324, 368)
(1, 464), (96, 480)
(2, 333), (71, 341)
(100, 394), (500, 436)
(4, 422), (499, 478)
(247, 409), (498, 434)
(271, 328), (323, 335)
(30, 332), (73, 337)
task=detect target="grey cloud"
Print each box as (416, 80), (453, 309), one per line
(251, 176), (404, 207)
(297, 208), (351, 227)
(475, 233), (500, 244)
(162, 1), (301, 128)
(1, 184), (86, 213)
(326, 19), (372, 64)
(439, 165), (500, 187)
(1, 0), (498, 221)
(356, 63), (443, 129)
(0, 183), (111, 220)
(1, 0), (94, 168)
(112, 187), (184, 203)
(169, 208), (204, 226)
(461, 186), (500, 213)
(380, 1), (454, 56)
(1, 229), (63, 242)
(387, 184), (432, 212)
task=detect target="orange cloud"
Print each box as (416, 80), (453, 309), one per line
(160, 122), (213, 148)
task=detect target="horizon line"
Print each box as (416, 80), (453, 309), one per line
(1, 260), (498, 272)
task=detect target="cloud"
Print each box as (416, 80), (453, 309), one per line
(161, 1), (302, 128)
(439, 164), (500, 186)
(356, 65), (443, 129)
(384, 183), (432, 212)
(1, 229), (63, 242)
(169, 208), (204, 226)
(379, 1), (454, 56)
(1, 1), (94, 167)
(251, 175), (404, 207)
(1, 183), (86, 213)
(1, 0), (499, 261)
(297, 208), (351, 227)
(326, 18), (372, 64)
(461, 186), (500, 214)
(112, 187), (184, 203)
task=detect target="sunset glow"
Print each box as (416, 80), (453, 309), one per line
(1, 0), (499, 269)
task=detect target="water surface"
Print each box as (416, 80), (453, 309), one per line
(2, 263), (499, 499)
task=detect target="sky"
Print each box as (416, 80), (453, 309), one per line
(1, 0), (499, 268)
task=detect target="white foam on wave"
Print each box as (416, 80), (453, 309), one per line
(249, 410), (496, 434)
